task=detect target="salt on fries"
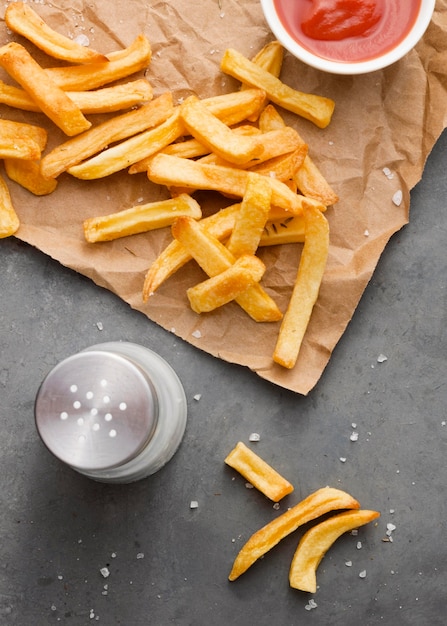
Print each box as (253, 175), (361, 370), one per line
(228, 487), (360, 581)
(289, 509), (380, 592)
(0, 0), (338, 370)
(225, 441), (294, 502)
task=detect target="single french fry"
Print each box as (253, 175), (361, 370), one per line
(130, 89), (267, 174)
(289, 509), (380, 592)
(68, 108), (184, 179)
(41, 92), (173, 179)
(259, 215), (305, 246)
(180, 98), (264, 166)
(0, 78), (153, 114)
(147, 154), (322, 215)
(228, 487), (360, 581)
(243, 41), (284, 121)
(294, 156), (339, 206)
(227, 172), (272, 257)
(0, 119), (45, 160)
(221, 48), (335, 128)
(0, 174), (20, 238)
(187, 255), (266, 313)
(44, 34), (151, 91)
(84, 194), (201, 243)
(258, 103), (287, 132)
(0, 42), (91, 136)
(5, 2), (108, 64)
(142, 204), (241, 299)
(250, 146), (307, 182)
(273, 203), (329, 369)
(225, 441), (294, 502)
(4, 159), (57, 196)
(171, 216), (282, 322)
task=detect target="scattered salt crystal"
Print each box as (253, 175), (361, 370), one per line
(193, 394), (202, 401)
(245, 482), (254, 489)
(351, 529), (359, 536)
(359, 570), (367, 579)
(377, 353), (388, 363)
(382, 167), (394, 179)
(364, 229), (370, 236)
(305, 599), (318, 611)
(190, 500), (199, 509)
(392, 190), (403, 206)
(111, 552), (117, 558)
(273, 502), (280, 510)
(339, 457), (347, 463)
(89, 609), (95, 619)
(328, 140), (334, 146)
(442, 421), (446, 427)
(249, 432), (260, 442)
(136, 552), (144, 559)
(357, 541), (362, 550)
(351, 422), (357, 429)
(96, 321), (103, 331)
(389, 509), (395, 514)
(192, 330), (202, 338)
(73, 34), (90, 47)
(386, 522), (396, 535)
(51, 605), (57, 611)
(345, 560), (352, 567)
(350, 432), (359, 442)
(100, 567), (110, 578)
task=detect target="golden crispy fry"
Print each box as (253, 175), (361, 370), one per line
(180, 98), (264, 166)
(0, 174), (20, 238)
(171, 216), (282, 322)
(84, 194), (201, 243)
(68, 108), (183, 180)
(40, 92), (173, 179)
(130, 89), (267, 175)
(4, 159), (58, 196)
(258, 103), (288, 132)
(273, 203), (329, 368)
(225, 441), (294, 502)
(250, 146), (307, 182)
(45, 34), (151, 91)
(0, 78), (152, 114)
(5, 2), (108, 64)
(143, 204), (241, 299)
(221, 48), (335, 128)
(147, 154), (322, 215)
(260, 216), (305, 246)
(227, 172), (272, 257)
(0, 119), (45, 160)
(294, 157), (339, 206)
(0, 42), (91, 136)
(228, 487), (360, 581)
(251, 41), (284, 80)
(289, 509), (380, 592)
(187, 255), (265, 313)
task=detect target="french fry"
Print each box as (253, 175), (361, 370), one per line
(44, 34), (151, 91)
(0, 42), (91, 136)
(0, 174), (20, 238)
(143, 204), (241, 299)
(294, 157), (339, 206)
(250, 146), (307, 182)
(0, 119), (44, 160)
(273, 203), (329, 369)
(259, 215), (305, 246)
(250, 41), (284, 80)
(83, 194), (201, 243)
(147, 154), (323, 215)
(5, 2), (108, 64)
(4, 159), (58, 196)
(225, 441), (294, 502)
(40, 92), (173, 179)
(180, 98), (264, 166)
(0, 78), (153, 114)
(221, 48), (335, 128)
(289, 509), (380, 592)
(68, 108), (184, 180)
(187, 254), (266, 313)
(228, 487), (360, 581)
(171, 216), (282, 322)
(227, 172), (272, 257)
(258, 103), (288, 132)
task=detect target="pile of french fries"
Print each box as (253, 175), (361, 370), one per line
(0, 3), (340, 370)
(225, 443), (380, 592)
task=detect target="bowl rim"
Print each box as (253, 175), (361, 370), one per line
(260, 0), (436, 75)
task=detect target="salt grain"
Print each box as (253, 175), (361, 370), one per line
(100, 567), (110, 578)
(359, 570), (367, 579)
(339, 457), (347, 463)
(345, 560), (352, 567)
(392, 190), (403, 206)
(305, 599), (318, 611)
(136, 552), (144, 559)
(96, 321), (103, 331)
(190, 500), (199, 509)
(377, 353), (388, 363)
(382, 167), (394, 180)
(193, 394), (202, 401)
(350, 432), (359, 442)
(191, 330), (202, 338)
(245, 482), (254, 489)
(273, 502), (280, 510)
(249, 432), (260, 442)
(356, 541), (362, 550)
(73, 34), (90, 47)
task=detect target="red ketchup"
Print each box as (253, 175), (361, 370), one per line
(273, 0), (422, 63)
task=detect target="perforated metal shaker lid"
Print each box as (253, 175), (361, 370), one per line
(34, 350), (158, 471)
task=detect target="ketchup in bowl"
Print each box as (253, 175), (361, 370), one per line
(273, 0), (422, 63)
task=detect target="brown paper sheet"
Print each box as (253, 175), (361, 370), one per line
(1, 1), (447, 395)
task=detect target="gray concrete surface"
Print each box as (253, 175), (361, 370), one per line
(0, 130), (446, 625)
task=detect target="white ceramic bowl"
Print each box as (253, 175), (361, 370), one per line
(260, 0), (436, 75)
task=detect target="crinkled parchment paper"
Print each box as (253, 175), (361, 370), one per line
(1, 0), (447, 394)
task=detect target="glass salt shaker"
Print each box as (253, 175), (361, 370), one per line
(34, 342), (187, 483)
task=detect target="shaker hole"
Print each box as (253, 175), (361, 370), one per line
(119, 402), (127, 411)
(100, 379), (108, 388)
(60, 412), (68, 420)
(109, 429), (117, 438)
(73, 400), (81, 409)
(104, 413), (113, 422)
(92, 423), (100, 432)
(90, 408), (98, 417)
(86, 391), (94, 400)
(70, 384), (78, 393)
(77, 418), (84, 426)
(103, 395), (110, 404)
